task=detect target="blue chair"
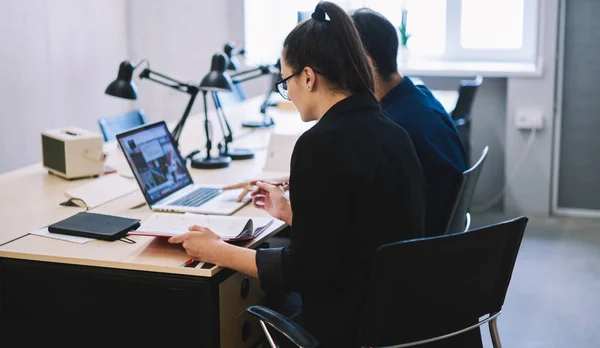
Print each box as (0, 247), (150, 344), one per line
(218, 83), (247, 106)
(98, 109), (148, 141)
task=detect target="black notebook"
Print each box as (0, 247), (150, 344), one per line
(48, 212), (141, 241)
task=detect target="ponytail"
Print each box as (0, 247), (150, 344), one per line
(283, 1), (375, 96)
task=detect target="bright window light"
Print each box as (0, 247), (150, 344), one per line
(403, 0), (446, 56)
(460, 0), (525, 50)
(244, 0), (537, 64)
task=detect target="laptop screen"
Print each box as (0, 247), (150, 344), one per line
(117, 121), (193, 205)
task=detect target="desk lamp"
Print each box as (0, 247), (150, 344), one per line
(223, 42), (280, 128)
(200, 53), (255, 162)
(224, 42), (245, 71)
(105, 60), (198, 151)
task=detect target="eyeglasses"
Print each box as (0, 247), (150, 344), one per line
(275, 72), (300, 100)
(274, 69), (323, 100)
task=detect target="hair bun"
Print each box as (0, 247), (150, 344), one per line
(311, 7), (327, 22)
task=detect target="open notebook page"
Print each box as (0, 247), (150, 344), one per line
(136, 213), (273, 240)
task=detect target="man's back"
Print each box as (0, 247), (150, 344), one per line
(381, 77), (468, 236)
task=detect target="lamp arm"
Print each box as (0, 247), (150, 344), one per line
(212, 92), (233, 144)
(260, 78), (278, 114)
(139, 68), (196, 94)
(202, 91), (213, 159)
(230, 65), (272, 84)
(171, 89), (199, 146)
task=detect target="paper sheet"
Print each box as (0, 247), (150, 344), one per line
(137, 213), (252, 239)
(64, 174), (138, 209)
(30, 227), (96, 244)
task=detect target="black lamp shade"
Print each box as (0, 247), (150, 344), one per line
(199, 53), (235, 92)
(105, 61), (138, 100)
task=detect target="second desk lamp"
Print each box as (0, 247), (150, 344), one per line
(223, 42), (280, 128)
(198, 53), (255, 165)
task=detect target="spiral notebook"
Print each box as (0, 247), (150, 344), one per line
(129, 213), (274, 242)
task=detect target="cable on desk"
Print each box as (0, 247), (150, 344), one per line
(119, 237), (136, 244)
(59, 197), (89, 211)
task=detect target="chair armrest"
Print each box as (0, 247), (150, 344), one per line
(246, 305), (319, 348)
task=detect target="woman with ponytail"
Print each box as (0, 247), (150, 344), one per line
(169, 2), (427, 346)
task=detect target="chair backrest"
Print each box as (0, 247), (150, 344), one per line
(98, 109), (148, 142)
(360, 217), (528, 348)
(218, 83), (247, 106)
(443, 146), (489, 235)
(451, 75), (482, 122)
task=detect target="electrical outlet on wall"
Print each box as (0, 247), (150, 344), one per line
(515, 109), (544, 129)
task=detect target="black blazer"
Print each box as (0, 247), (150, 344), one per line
(256, 94), (427, 347)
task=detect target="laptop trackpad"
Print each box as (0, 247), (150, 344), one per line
(199, 189), (251, 213)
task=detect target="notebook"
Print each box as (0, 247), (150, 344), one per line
(129, 213), (274, 242)
(48, 212), (141, 241)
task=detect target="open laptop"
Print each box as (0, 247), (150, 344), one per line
(116, 121), (249, 215)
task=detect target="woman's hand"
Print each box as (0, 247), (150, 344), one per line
(168, 225), (259, 278)
(250, 181), (293, 225)
(168, 225), (228, 264)
(223, 177), (290, 202)
(223, 180), (254, 202)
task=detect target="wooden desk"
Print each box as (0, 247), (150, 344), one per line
(0, 97), (308, 347)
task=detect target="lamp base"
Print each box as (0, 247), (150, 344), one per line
(220, 147), (255, 160)
(190, 155), (231, 169)
(242, 116), (275, 128)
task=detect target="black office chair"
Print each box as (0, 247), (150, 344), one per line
(98, 109), (148, 141)
(248, 217), (528, 348)
(443, 146), (489, 235)
(451, 75), (483, 162)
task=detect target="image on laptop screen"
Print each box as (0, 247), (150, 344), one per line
(118, 122), (192, 204)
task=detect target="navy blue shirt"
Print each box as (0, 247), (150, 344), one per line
(381, 77), (468, 237)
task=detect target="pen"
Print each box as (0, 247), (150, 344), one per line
(250, 181), (289, 189)
(181, 258), (196, 267)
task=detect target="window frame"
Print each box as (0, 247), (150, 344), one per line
(243, 0), (540, 64)
(444, 0), (539, 62)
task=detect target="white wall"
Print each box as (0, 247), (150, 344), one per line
(127, 0), (235, 124)
(0, 0), (253, 174)
(423, 77), (507, 211)
(0, 0), (131, 173)
(504, 0), (560, 216)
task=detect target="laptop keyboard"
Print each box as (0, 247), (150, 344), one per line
(169, 188), (222, 207)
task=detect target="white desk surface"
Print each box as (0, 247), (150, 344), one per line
(408, 77), (458, 113)
(0, 90), (457, 276)
(431, 90), (458, 113)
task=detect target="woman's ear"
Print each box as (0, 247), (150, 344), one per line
(303, 66), (315, 91)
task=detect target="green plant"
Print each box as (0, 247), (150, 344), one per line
(398, 8), (411, 47)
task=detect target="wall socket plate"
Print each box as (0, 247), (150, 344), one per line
(515, 109), (544, 129)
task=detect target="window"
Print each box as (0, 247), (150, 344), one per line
(243, 0), (538, 64)
(460, 0), (525, 49)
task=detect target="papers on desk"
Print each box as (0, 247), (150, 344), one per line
(263, 133), (299, 173)
(64, 174), (138, 209)
(130, 213), (274, 242)
(31, 227), (95, 244)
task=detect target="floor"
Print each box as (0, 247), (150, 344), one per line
(471, 212), (600, 348)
